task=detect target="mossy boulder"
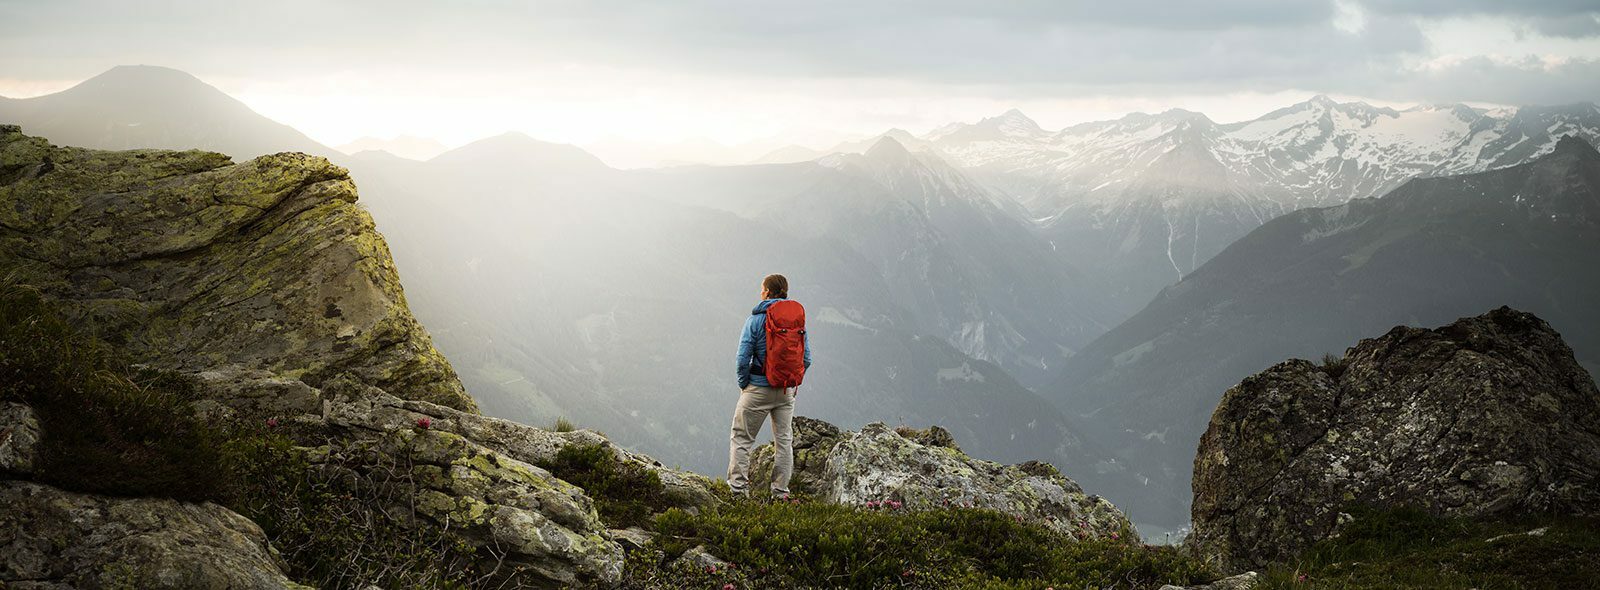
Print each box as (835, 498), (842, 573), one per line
(752, 416), (1133, 540)
(0, 126), (473, 412)
(1190, 307), (1600, 572)
(0, 480), (308, 589)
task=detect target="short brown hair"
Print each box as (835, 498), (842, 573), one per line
(762, 274), (789, 299)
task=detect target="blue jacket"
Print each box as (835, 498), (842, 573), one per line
(737, 298), (812, 389)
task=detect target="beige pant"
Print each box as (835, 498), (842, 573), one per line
(726, 384), (796, 495)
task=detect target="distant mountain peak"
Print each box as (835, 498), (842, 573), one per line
(865, 135), (912, 160)
(430, 130), (610, 171)
(982, 109), (1044, 135)
(66, 65), (224, 100)
(1552, 134), (1600, 160)
(0, 64), (331, 159)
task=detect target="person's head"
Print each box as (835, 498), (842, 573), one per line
(761, 274), (789, 300)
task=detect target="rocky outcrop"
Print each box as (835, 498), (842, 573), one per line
(320, 381), (722, 511)
(0, 480), (308, 589)
(751, 417), (1132, 540)
(1190, 307), (1600, 572)
(0, 126), (472, 412)
(0, 129), (726, 588)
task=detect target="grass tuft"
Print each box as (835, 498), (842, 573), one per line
(552, 416), (577, 432)
(1318, 352), (1350, 381)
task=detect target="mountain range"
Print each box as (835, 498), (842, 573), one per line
(8, 64), (1599, 533)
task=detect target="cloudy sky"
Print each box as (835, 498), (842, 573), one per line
(2, 0), (1598, 162)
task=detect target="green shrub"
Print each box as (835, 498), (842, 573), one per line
(0, 276), (231, 502)
(536, 443), (670, 529)
(1318, 352), (1349, 380)
(552, 416), (577, 432)
(1259, 506), (1600, 589)
(629, 501), (1215, 589)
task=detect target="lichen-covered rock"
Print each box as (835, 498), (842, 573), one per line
(190, 366), (323, 421)
(321, 379), (721, 511)
(0, 127), (473, 412)
(0, 402), (40, 475)
(894, 424), (961, 453)
(748, 415), (842, 496)
(356, 426), (623, 586)
(1159, 571), (1260, 590)
(0, 480), (308, 589)
(754, 417), (1132, 540)
(1190, 307), (1600, 572)
(670, 545), (730, 572)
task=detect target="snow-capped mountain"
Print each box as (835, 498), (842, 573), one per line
(812, 98), (1600, 313)
(893, 97), (1600, 217)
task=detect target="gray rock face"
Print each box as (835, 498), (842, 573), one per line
(752, 417), (1133, 540)
(1190, 307), (1600, 572)
(0, 480), (307, 589)
(0, 402), (40, 475)
(0, 126), (473, 412)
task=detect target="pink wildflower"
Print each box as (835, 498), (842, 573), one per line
(706, 566), (716, 574)
(1297, 574), (1307, 583)
(416, 417), (432, 429)
(723, 584), (736, 590)
(265, 418), (279, 428)
(1110, 532), (1120, 540)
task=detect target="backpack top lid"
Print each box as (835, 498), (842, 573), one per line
(761, 299), (805, 327)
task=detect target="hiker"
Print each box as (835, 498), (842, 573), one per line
(728, 273), (811, 498)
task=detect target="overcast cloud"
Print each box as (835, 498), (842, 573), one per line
(1, 0), (1596, 150)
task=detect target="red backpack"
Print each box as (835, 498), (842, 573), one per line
(759, 300), (807, 388)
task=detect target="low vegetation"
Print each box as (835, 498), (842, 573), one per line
(1260, 507), (1600, 590)
(552, 416), (578, 432)
(535, 442), (671, 528)
(1317, 352), (1350, 380)
(617, 499), (1216, 589)
(225, 433), (490, 589)
(0, 275), (231, 501)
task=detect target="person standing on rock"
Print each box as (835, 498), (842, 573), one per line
(728, 274), (811, 498)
